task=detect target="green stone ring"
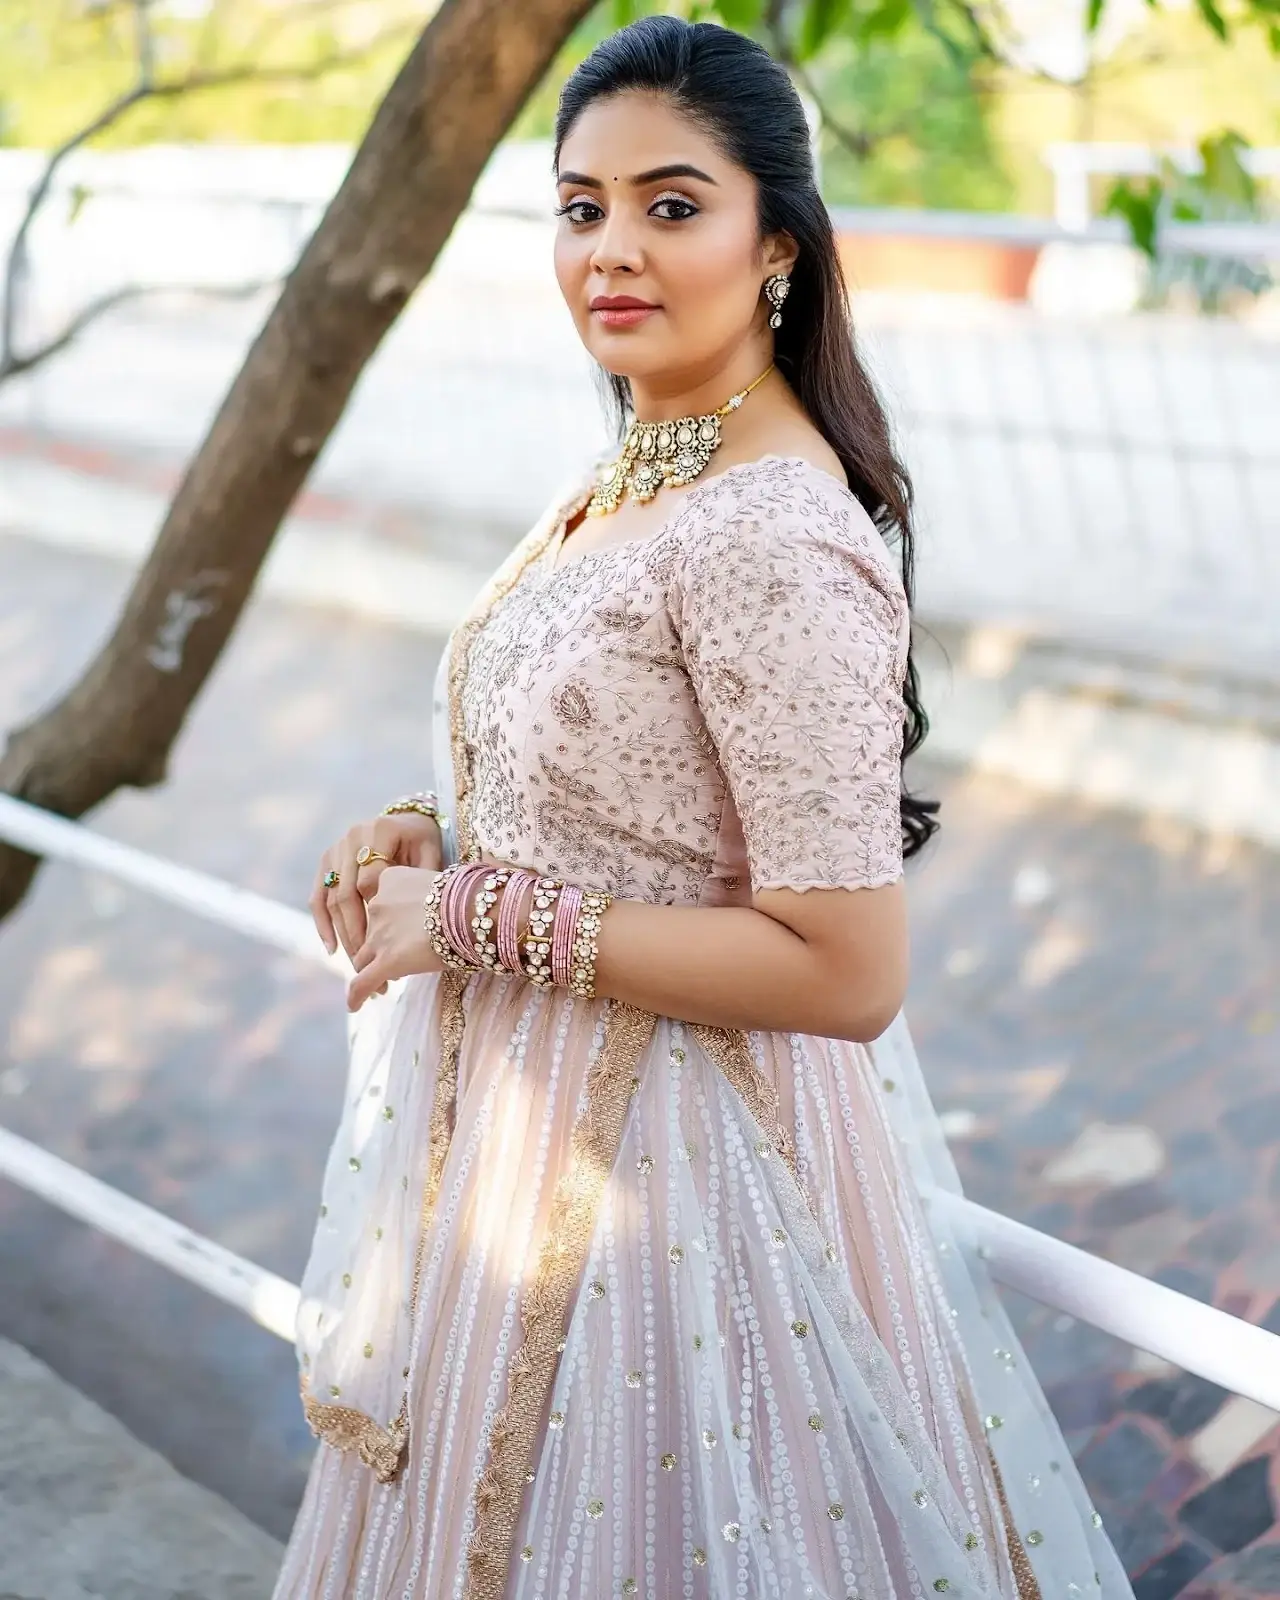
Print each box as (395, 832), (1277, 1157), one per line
(323, 869), (340, 889)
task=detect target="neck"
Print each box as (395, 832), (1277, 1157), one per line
(628, 346), (776, 422)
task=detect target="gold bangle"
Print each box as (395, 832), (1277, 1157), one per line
(382, 797), (451, 833)
(522, 876), (564, 987)
(569, 889), (613, 1000)
(423, 865), (474, 973)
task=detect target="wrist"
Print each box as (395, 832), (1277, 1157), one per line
(382, 791), (451, 837)
(428, 862), (612, 997)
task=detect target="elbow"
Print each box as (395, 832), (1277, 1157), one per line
(844, 998), (902, 1049)
(823, 969), (907, 1045)
(834, 997), (901, 1044)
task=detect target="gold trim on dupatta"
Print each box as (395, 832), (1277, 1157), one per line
(301, 482), (591, 1483)
(302, 967), (470, 1483)
(300, 1393), (408, 1485)
(463, 1003), (657, 1599)
(689, 1023), (798, 1181)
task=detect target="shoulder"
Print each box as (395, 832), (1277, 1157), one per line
(668, 455), (908, 623)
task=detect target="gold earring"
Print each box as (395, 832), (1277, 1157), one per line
(763, 274), (790, 330)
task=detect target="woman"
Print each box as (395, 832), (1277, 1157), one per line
(275, 18), (1131, 1600)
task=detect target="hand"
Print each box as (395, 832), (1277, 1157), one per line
(347, 865), (443, 1012)
(311, 812), (444, 960)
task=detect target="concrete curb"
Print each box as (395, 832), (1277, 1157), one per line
(0, 451), (489, 637)
(920, 649), (1280, 853)
(6, 451), (1279, 855)
(0, 1338), (282, 1598)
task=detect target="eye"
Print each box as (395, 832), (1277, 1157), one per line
(555, 197), (604, 226)
(650, 195), (699, 222)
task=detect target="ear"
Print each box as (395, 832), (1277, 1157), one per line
(763, 230), (799, 277)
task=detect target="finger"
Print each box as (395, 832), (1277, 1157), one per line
(355, 858), (391, 904)
(348, 951), (392, 1012)
(351, 939), (379, 974)
(329, 843), (368, 960)
(372, 815), (411, 860)
(310, 854), (339, 954)
(378, 811), (442, 872)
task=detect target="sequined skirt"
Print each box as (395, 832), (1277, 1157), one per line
(273, 971), (1131, 1600)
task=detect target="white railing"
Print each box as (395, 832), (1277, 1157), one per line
(3, 792), (1280, 1413)
(3, 147), (1277, 675)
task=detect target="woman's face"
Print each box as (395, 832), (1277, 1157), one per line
(554, 92), (793, 389)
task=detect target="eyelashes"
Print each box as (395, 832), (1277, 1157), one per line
(554, 199), (603, 225)
(554, 194), (700, 226)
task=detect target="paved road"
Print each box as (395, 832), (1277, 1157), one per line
(2, 255), (1276, 671)
(0, 529), (1278, 1594)
(0, 1338), (281, 1599)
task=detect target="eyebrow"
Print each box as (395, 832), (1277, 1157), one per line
(555, 163), (719, 189)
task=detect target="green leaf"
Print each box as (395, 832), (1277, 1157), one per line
(854, 0), (912, 42)
(709, 0), (763, 27)
(67, 182), (91, 224)
(1104, 177), (1162, 260)
(797, 0), (852, 58)
(609, 0), (639, 24)
(1199, 129), (1256, 208)
(1086, 0), (1105, 32)
(1269, 22), (1280, 53)
(1192, 0), (1229, 38)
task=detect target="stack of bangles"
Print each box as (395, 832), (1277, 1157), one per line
(423, 862), (612, 1001)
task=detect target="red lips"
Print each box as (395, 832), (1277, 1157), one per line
(590, 294), (660, 310)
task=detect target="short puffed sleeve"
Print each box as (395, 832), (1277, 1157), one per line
(667, 461), (909, 892)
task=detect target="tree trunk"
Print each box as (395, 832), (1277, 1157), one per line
(0, 0), (595, 923)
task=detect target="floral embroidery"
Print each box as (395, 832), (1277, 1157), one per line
(458, 457), (907, 897)
(551, 679), (599, 728)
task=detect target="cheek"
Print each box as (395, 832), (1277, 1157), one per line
(663, 225), (760, 323)
(553, 235), (589, 306)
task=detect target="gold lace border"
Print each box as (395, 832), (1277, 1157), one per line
(462, 1002), (657, 1598)
(302, 1390), (407, 1485)
(300, 968), (470, 1485)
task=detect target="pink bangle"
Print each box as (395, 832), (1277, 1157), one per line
(441, 862), (485, 964)
(498, 869), (535, 975)
(552, 884), (582, 988)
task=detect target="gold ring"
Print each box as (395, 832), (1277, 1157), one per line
(356, 845), (392, 868)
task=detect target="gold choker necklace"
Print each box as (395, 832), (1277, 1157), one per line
(585, 365), (774, 518)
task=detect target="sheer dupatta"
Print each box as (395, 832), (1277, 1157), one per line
(293, 487), (586, 1479)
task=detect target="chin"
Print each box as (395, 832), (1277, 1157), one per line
(586, 337), (674, 383)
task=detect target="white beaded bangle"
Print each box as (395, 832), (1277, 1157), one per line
(568, 889), (613, 999)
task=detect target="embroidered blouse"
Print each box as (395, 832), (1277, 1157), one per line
(459, 454), (909, 906)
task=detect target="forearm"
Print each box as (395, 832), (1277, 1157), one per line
(431, 862), (907, 1044)
(592, 896), (901, 1043)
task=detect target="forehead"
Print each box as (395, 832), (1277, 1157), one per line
(557, 91), (732, 180)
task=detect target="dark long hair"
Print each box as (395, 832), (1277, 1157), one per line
(554, 16), (939, 858)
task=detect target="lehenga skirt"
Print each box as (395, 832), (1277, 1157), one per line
(273, 968), (1132, 1600)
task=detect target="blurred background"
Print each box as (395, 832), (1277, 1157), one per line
(0, 1), (1277, 1596)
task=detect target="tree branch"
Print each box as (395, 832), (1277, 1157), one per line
(763, 12), (884, 161)
(0, 0), (598, 926)
(0, 85), (149, 365)
(133, 0), (157, 88)
(0, 280), (273, 384)
(0, 11), (414, 376)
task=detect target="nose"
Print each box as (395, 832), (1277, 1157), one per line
(588, 204), (644, 279)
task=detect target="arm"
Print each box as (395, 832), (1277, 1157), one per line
(592, 880), (907, 1044)
(596, 481), (910, 1041)
(349, 478), (914, 1033)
